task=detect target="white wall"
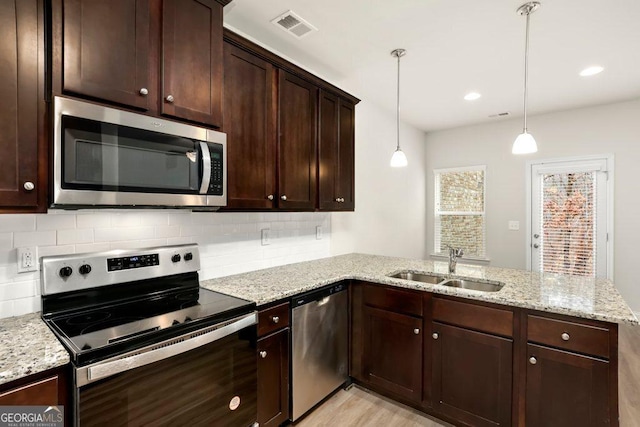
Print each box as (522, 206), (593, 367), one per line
(0, 211), (330, 318)
(331, 100), (427, 258)
(424, 99), (640, 312)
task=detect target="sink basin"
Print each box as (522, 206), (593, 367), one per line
(389, 271), (446, 284)
(441, 279), (504, 292)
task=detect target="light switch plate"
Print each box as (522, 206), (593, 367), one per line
(261, 229), (271, 246)
(17, 246), (38, 273)
(316, 226), (323, 240)
(508, 221), (520, 231)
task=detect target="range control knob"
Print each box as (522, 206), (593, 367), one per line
(59, 266), (73, 278)
(184, 252), (193, 261)
(79, 264), (92, 275)
(171, 254), (181, 263)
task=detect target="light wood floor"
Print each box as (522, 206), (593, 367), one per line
(298, 324), (640, 427)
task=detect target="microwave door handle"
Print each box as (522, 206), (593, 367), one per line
(198, 141), (211, 194)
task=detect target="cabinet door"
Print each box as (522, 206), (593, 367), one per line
(223, 43), (277, 209)
(431, 322), (513, 427)
(318, 90), (340, 210)
(0, 0), (44, 211)
(62, 0), (151, 110)
(278, 71), (318, 210)
(362, 306), (422, 402)
(526, 343), (610, 427)
(337, 99), (355, 210)
(161, 0), (223, 127)
(257, 329), (290, 427)
(0, 376), (59, 405)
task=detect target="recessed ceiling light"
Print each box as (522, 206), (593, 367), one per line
(464, 92), (481, 101)
(579, 66), (604, 77)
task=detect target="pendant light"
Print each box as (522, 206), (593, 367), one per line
(390, 48), (408, 167)
(512, 2), (540, 155)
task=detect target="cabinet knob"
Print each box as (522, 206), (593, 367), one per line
(280, 195), (287, 201)
(139, 88), (148, 96)
(165, 95), (174, 103)
(561, 332), (570, 341)
(533, 243), (540, 249)
(23, 182), (35, 191)
(271, 316), (279, 324)
(413, 328), (420, 335)
(267, 194), (274, 201)
(432, 332), (439, 340)
(259, 351), (267, 359)
(529, 356), (537, 365)
(335, 198), (341, 202)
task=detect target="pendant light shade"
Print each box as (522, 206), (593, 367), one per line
(390, 48), (407, 167)
(512, 2), (540, 155)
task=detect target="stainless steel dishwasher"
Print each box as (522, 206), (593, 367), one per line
(291, 282), (349, 421)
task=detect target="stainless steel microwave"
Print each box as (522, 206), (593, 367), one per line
(52, 97), (226, 209)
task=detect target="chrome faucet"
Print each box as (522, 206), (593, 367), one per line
(446, 245), (464, 273)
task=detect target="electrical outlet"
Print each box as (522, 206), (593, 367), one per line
(316, 226), (323, 240)
(508, 221), (520, 231)
(17, 246), (38, 273)
(261, 229), (271, 246)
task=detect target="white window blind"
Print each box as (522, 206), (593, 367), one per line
(538, 171), (597, 276)
(434, 166), (486, 258)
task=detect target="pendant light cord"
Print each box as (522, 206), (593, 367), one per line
(523, 10), (531, 132)
(396, 52), (401, 150)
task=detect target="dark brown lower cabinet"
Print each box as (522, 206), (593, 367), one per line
(361, 306), (423, 403)
(257, 328), (290, 427)
(525, 343), (610, 427)
(431, 322), (513, 427)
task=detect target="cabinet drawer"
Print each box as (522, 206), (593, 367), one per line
(432, 297), (513, 338)
(527, 315), (610, 359)
(258, 302), (290, 337)
(363, 284), (422, 317)
(0, 376), (59, 405)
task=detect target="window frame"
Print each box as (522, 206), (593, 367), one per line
(433, 165), (488, 261)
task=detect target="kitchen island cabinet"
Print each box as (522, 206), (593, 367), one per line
(53, 0), (228, 128)
(0, 0), (47, 213)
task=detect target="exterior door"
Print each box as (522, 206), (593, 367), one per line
(530, 157), (610, 278)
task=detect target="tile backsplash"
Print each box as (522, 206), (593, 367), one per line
(0, 210), (331, 318)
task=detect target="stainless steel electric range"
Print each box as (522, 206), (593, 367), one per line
(41, 244), (258, 427)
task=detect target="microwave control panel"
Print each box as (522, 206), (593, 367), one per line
(208, 143), (224, 196)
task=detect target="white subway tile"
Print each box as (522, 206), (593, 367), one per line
(111, 213), (142, 227)
(168, 212), (193, 226)
(166, 236), (193, 245)
(38, 245), (75, 259)
(0, 281), (36, 300)
(0, 215), (36, 232)
(94, 227), (155, 242)
(0, 248), (16, 266)
(138, 212), (169, 226)
(76, 212), (111, 228)
(0, 233), (12, 251)
(76, 242), (111, 253)
(12, 296), (41, 317)
(37, 214), (76, 230)
(57, 228), (94, 245)
(109, 239), (167, 250)
(14, 231), (57, 247)
(0, 300), (13, 318)
(155, 226), (180, 238)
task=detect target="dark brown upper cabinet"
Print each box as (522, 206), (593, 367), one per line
(278, 71), (318, 210)
(318, 90), (355, 211)
(54, 0), (225, 128)
(0, 0), (47, 213)
(223, 42), (277, 209)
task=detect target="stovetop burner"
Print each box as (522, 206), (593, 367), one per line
(66, 311), (111, 325)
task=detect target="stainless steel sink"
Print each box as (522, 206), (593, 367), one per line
(389, 271), (446, 284)
(440, 279), (504, 292)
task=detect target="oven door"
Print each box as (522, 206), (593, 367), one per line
(74, 313), (257, 427)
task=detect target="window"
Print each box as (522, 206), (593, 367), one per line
(434, 166), (486, 258)
(529, 157), (611, 278)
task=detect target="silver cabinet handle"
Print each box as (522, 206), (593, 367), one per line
(271, 316), (279, 324)
(23, 182), (35, 191)
(267, 194), (274, 201)
(533, 243), (539, 249)
(259, 351), (267, 359)
(165, 95), (174, 103)
(432, 332), (439, 340)
(139, 88), (148, 96)
(561, 332), (570, 341)
(529, 356), (537, 365)
(413, 328), (420, 335)
(280, 195), (287, 201)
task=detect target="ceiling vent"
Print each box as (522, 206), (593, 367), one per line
(489, 112), (511, 118)
(271, 10), (318, 39)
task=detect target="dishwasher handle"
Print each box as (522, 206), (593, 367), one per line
(291, 283), (347, 308)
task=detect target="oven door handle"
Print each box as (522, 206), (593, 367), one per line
(77, 312), (256, 387)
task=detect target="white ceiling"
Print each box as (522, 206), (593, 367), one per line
(223, 0), (640, 132)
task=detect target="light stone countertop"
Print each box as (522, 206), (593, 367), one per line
(201, 253), (639, 325)
(0, 312), (70, 387)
